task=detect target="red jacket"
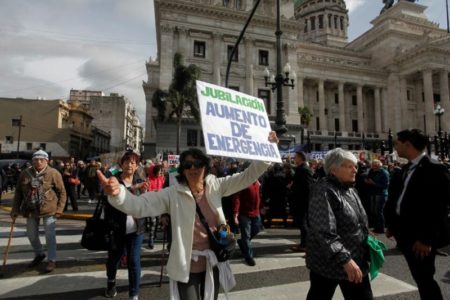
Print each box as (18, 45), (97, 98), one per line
(232, 181), (261, 218)
(146, 165), (165, 192)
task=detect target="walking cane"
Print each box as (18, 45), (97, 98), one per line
(159, 227), (167, 287)
(2, 217), (16, 275)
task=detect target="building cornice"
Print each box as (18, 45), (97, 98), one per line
(156, 0), (301, 34)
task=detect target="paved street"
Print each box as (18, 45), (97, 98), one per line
(0, 192), (449, 300)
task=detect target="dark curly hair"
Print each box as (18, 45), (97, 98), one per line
(176, 148), (211, 184)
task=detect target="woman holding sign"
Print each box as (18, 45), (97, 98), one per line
(98, 132), (278, 300)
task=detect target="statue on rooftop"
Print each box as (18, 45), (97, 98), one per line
(380, 0), (416, 15)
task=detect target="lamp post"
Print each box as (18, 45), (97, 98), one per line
(263, 0), (295, 136)
(387, 128), (393, 154)
(434, 103), (445, 134)
(434, 103), (445, 160)
(11, 116), (24, 159)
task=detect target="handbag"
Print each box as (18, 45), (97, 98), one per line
(81, 197), (111, 251)
(195, 202), (236, 262)
(68, 177), (81, 186)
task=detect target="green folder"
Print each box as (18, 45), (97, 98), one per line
(367, 235), (387, 280)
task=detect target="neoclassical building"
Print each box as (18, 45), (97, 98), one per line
(143, 0), (450, 156)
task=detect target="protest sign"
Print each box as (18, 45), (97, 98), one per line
(168, 154), (180, 166)
(196, 81), (281, 163)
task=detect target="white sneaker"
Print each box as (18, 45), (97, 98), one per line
(129, 296), (138, 300)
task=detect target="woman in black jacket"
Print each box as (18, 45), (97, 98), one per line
(104, 151), (147, 300)
(306, 148), (373, 300)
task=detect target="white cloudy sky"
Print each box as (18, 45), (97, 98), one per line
(0, 0), (447, 125)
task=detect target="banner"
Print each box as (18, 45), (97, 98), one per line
(196, 81), (281, 163)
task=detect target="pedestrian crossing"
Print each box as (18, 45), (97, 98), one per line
(0, 221), (419, 299)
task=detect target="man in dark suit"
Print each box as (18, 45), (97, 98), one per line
(384, 129), (450, 300)
(289, 151), (314, 252)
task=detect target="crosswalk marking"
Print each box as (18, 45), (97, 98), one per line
(0, 224), (419, 299)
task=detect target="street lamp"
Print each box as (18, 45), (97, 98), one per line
(263, 0), (296, 137)
(224, 0), (294, 137)
(434, 103), (445, 160)
(434, 103), (445, 134)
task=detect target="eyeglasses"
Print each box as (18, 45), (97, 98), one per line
(182, 159), (205, 169)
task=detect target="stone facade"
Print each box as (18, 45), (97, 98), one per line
(69, 90), (144, 154)
(143, 0), (450, 156)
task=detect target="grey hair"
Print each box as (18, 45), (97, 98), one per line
(324, 148), (358, 175)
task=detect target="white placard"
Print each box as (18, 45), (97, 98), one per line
(167, 154), (179, 166)
(196, 81), (281, 163)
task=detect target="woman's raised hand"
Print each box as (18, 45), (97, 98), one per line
(97, 170), (121, 196)
(268, 131), (279, 144)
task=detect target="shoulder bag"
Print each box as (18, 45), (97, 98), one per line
(81, 197), (111, 251)
(195, 201), (236, 262)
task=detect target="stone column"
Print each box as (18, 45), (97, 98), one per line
(387, 73), (401, 133)
(374, 87), (382, 133)
(297, 77), (305, 108)
(381, 87), (388, 132)
(423, 69), (435, 134)
(318, 80), (327, 130)
(400, 77), (408, 129)
(245, 37), (254, 94)
(213, 33), (222, 85)
(338, 82), (345, 132)
(177, 27), (188, 60)
(439, 69), (449, 132)
(416, 81), (425, 131)
(159, 24), (175, 89)
(357, 84), (364, 133)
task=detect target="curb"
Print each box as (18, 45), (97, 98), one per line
(0, 205), (91, 221)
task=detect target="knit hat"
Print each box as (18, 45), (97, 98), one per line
(32, 150), (49, 160)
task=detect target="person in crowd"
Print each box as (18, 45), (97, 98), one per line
(289, 151), (313, 252)
(365, 160), (389, 233)
(384, 129), (450, 300)
(232, 162), (263, 266)
(77, 160), (87, 199)
(145, 164), (166, 249)
(104, 151), (148, 300)
(62, 161), (79, 211)
(85, 159), (100, 204)
(313, 159), (326, 180)
(10, 150), (67, 273)
(306, 148), (373, 300)
(222, 160), (239, 233)
(262, 163), (289, 227)
(355, 160), (371, 225)
(99, 132), (278, 300)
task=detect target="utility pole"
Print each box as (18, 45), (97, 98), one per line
(12, 116), (24, 158)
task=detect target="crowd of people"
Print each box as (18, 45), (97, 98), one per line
(6, 128), (450, 300)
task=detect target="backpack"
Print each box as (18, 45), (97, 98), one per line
(20, 168), (44, 213)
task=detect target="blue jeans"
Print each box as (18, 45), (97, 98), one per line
(26, 216), (57, 261)
(238, 215), (262, 259)
(106, 232), (143, 297)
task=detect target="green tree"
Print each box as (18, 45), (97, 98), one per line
(298, 106), (312, 145)
(151, 53), (201, 154)
(298, 106), (312, 126)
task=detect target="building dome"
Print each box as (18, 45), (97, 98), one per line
(294, 0), (348, 47)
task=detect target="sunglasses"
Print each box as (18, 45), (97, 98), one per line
(182, 159), (205, 169)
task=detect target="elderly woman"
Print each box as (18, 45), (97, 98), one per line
(306, 148), (373, 300)
(98, 132), (278, 300)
